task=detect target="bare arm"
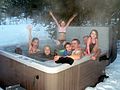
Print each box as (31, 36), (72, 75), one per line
(65, 13), (77, 28)
(93, 39), (99, 52)
(68, 54), (82, 60)
(94, 49), (101, 58)
(27, 25), (32, 51)
(49, 11), (60, 27)
(68, 49), (83, 60)
(86, 37), (91, 55)
(91, 39), (100, 60)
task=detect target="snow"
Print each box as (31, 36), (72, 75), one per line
(0, 16), (54, 47)
(85, 53), (120, 90)
(0, 24), (50, 47)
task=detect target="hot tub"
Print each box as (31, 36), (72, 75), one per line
(0, 45), (108, 90)
(0, 26), (116, 90)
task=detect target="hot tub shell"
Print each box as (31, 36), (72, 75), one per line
(0, 50), (108, 90)
(0, 26), (117, 90)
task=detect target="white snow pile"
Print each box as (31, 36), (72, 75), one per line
(85, 54), (120, 90)
(0, 87), (3, 90)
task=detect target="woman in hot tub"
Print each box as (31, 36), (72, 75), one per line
(85, 29), (101, 60)
(27, 25), (41, 60)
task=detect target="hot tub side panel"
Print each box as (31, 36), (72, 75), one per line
(0, 54), (46, 90)
(0, 54), (107, 90)
(45, 60), (107, 90)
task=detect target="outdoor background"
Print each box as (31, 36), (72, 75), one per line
(0, 0), (120, 39)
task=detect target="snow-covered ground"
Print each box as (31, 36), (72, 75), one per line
(85, 53), (120, 90)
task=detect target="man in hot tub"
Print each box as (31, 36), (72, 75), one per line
(54, 38), (83, 61)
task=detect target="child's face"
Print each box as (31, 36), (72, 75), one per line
(44, 47), (51, 55)
(60, 21), (66, 27)
(91, 31), (97, 39)
(65, 44), (72, 52)
(32, 40), (39, 48)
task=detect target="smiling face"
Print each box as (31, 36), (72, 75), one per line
(60, 21), (66, 27)
(65, 44), (72, 52)
(31, 38), (39, 49)
(90, 30), (98, 39)
(71, 39), (80, 50)
(44, 46), (51, 55)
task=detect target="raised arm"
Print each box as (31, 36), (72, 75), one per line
(26, 25), (32, 50)
(66, 13), (77, 28)
(49, 11), (60, 27)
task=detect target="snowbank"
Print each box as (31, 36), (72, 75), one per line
(0, 87), (3, 90)
(85, 54), (120, 90)
(0, 24), (49, 47)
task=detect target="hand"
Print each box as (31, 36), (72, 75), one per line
(73, 13), (78, 17)
(54, 55), (60, 61)
(27, 25), (32, 31)
(49, 11), (53, 16)
(84, 51), (87, 55)
(91, 56), (96, 60)
(54, 40), (60, 46)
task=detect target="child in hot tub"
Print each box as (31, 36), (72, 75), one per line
(41, 45), (54, 60)
(49, 11), (77, 46)
(85, 29), (101, 60)
(63, 42), (72, 56)
(27, 25), (41, 60)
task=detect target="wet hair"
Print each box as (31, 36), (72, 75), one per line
(72, 38), (80, 44)
(90, 29), (98, 39)
(31, 37), (39, 47)
(59, 19), (66, 24)
(32, 37), (39, 42)
(64, 42), (71, 48)
(15, 47), (22, 55)
(43, 45), (51, 52)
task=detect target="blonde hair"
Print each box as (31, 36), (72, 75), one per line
(43, 45), (51, 52)
(90, 29), (98, 39)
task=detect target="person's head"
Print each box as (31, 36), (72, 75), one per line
(90, 29), (98, 39)
(83, 35), (88, 45)
(71, 39), (80, 50)
(31, 38), (39, 49)
(59, 20), (66, 27)
(15, 47), (22, 55)
(64, 42), (72, 52)
(43, 45), (51, 55)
